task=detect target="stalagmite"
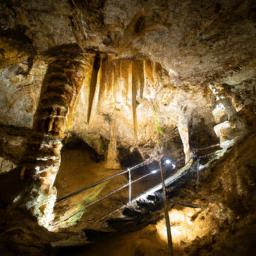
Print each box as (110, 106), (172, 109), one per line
(177, 115), (193, 163)
(16, 48), (94, 228)
(105, 117), (120, 170)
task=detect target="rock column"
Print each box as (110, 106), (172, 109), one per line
(210, 84), (246, 149)
(18, 48), (93, 228)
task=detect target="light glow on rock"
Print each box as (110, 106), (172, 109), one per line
(156, 208), (212, 245)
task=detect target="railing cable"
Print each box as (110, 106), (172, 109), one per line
(57, 158), (152, 202)
(54, 171), (155, 225)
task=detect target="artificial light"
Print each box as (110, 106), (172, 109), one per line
(165, 159), (172, 165)
(164, 158), (176, 169)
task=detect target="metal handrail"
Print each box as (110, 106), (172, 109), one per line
(57, 158), (152, 202)
(80, 171), (153, 210)
(52, 149), (222, 228)
(53, 170), (158, 225)
(54, 159), (193, 226)
(57, 145), (218, 203)
(29, 158), (153, 212)
(57, 169), (128, 202)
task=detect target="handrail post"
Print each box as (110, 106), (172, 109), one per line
(159, 157), (174, 256)
(128, 168), (132, 203)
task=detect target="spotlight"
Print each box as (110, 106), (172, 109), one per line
(165, 159), (172, 165)
(164, 158), (176, 169)
(198, 164), (204, 171)
(151, 169), (158, 174)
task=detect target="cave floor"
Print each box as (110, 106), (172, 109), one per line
(57, 223), (169, 256)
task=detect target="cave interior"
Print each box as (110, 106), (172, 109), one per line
(0, 0), (256, 255)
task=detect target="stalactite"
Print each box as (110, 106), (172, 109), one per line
(144, 59), (155, 85)
(120, 59), (129, 104)
(108, 58), (115, 106)
(138, 60), (145, 99)
(87, 53), (100, 123)
(88, 53), (104, 122)
(97, 54), (108, 111)
(132, 60), (140, 138)
(155, 62), (162, 87)
(113, 59), (121, 105)
(127, 60), (133, 103)
(16, 48), (93, 228)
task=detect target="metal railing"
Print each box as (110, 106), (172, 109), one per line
(57, 158), (152, 202)
(53, 159), (186, 227)
(53, 146), (221, 227)
(53, 158), (162, 226)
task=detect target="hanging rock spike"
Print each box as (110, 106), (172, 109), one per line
(87, 53), (100, 123)
(144, 59), (155, 85)
(120, 59), (130, 104)
(132, 60), (141, 139)
(97, 54), (108, 111)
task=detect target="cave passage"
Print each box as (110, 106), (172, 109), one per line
(0, 1), (256, 255)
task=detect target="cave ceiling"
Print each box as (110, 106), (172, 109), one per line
(0, 0), (255, 82)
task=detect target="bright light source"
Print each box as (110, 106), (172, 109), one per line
(198, 164), (204, 171)
(151, 169), (158, 174)
(164, 158), (176, 169)
(165, 159), (172, 165)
